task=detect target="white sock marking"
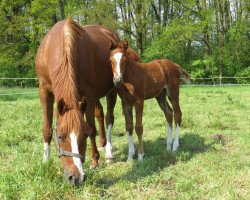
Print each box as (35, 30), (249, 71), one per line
(138, 153), (144, 161)
(127, 132), (135, 160)
(113, 52), (123, 78)
(43, 142), (50, 162)
(70, 132), (84, 182)
(173, 124), (180, 151)
(105, 124), (113, 160)
(167, 123), (172, 151)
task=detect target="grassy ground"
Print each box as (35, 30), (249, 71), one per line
(0, 86), (249, 200)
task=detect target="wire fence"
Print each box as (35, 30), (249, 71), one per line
(0, 77), (249, 96)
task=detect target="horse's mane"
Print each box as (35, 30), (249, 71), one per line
(52, 19), (83, 108)
(51, 19), (84, 134)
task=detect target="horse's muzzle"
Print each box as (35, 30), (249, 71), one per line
(64, 171), (86, 186)
(113, 76), (123, 87)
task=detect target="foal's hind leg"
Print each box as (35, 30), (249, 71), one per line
(95, 100), (106, 150)
(156, 90), (173, 151)
(122, 100), (135, 161)
(105, 89), (117, 162)
(169, 88), (182, 151)
(39, 87), (54, 162)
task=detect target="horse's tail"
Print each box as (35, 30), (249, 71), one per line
(176, 64), (191, 84)
(53, 19), (83, 105)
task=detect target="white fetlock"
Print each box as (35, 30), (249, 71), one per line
(138, 153), (145, 161)
(172, 141), (179, 151)
(43, 143), (50, 162)
(105, 142), (113, 160)
(166, 142), (172, 151)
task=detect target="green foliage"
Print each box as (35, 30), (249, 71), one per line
(0, 0), (249, 85)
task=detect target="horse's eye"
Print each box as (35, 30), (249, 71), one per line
(58, 135), (63, 140)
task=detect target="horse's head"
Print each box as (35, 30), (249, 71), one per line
(55, 98), (88, 186)
(109, 40), (129, 86)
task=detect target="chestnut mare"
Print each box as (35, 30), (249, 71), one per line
(109, 40), (190, 161)
(35, 19), (121, 185)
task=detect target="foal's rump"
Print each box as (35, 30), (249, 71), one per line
(156, 59), (190, 86)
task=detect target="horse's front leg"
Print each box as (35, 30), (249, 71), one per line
(122, 100), (134, 161)
(38, 87), (54, 162)
(135, 99), (144, 161)
(85, 98), (100, 167)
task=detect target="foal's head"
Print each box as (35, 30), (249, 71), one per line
(109, 40), (129, 86)
(55, 98), (88, 186)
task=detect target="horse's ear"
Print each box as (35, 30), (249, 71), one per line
(109, 40), (116, 51)
(123, 40), (128, 49)
(57, 98), (67, 116)
(80, 97), (87, 114)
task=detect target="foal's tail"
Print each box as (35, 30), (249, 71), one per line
(177, 64), (191, 84)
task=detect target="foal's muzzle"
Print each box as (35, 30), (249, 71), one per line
(113, 76), (123, 86)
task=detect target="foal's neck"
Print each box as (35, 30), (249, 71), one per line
(124, 55), (144, 79)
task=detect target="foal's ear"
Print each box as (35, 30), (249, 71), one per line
(109, 40), (116, 51)
(57, 98), (67, 116)
(123, 40), (128, 49)
(80, 97), (87, 114)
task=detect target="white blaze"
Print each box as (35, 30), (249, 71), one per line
(70, 132), (84, 182)
(113, 52), (123, 78)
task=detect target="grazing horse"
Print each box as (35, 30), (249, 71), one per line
(35, 19), (121, 185)
(109, 40), (190, 161)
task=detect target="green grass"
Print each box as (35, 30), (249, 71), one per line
(0, 86), (249, 199)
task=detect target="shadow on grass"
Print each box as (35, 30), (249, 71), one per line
(95, 132), (217, 191)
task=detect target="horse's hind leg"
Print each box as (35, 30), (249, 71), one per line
(169, 87), (182, 151)
(135, 99), (144, 161)
(39, 87), (54, 162)
(122, 100), (135, 161)
(156, 90), (173, 151)
(95, 100), (106, 150)
(105, 89), (117, 162)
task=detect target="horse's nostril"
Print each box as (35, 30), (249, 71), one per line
(68, 174), (77, 186)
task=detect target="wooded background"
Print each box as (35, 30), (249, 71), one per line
(0, 0), (249, 86)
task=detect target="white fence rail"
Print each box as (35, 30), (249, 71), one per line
(0, 77), (249, 96)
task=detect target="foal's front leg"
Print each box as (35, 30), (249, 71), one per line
(122, 100), (135, 161)
(135, 99), (144, 161)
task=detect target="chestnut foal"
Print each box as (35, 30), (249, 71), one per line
(109, 40), (190, 161)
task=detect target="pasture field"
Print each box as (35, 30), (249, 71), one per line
(0, 86), (249, 200)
